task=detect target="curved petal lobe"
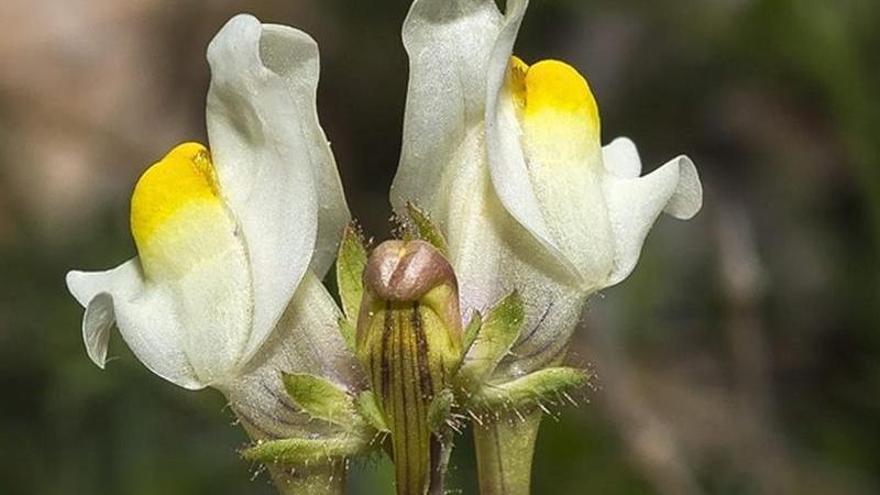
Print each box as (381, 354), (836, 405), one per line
(82, 293), (113, 369)
(602, 155), (703, 286)
(602, 137), (642, 179)
(66, 261), (204, 389)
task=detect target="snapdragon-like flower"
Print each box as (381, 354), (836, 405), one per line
(392, 0), (703, 378)
(65, 14), (355, 433)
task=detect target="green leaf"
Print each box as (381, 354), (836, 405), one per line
(242, 435), (369, 465)
(355, 390), (389, 433)
(336, 224), (367, 322)
(405, 202), (449, 257)
(282, 373), (360, 428)
(458, 291), (524, 387)
(467, 367), (589, 413)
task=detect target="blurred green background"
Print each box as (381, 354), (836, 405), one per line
(1, 0), (879, 493)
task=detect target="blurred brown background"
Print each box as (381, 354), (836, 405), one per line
(1, 0), (878, 493)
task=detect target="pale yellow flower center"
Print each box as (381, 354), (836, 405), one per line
(130, 142), (237, 280)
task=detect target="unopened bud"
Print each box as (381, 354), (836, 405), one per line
(356, 240), (462, 495)
(364, 239), (453, 299)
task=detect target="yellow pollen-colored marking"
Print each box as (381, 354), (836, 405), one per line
(508, 57), (600, 140)
(130, 142), (220, 253)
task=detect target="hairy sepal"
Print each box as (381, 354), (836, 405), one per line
(355, 390), (390, 434)
(405, 202), (450, 257)
(336, 224), (367, 350)
(458, 291), (524, 388)
(466, 367), (589, 415)
(281, 372), (362, 430)
(242, 435), (369, 465)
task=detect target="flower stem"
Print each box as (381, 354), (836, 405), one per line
(473, 410), (542, 495)
(268, 462), (346, 495)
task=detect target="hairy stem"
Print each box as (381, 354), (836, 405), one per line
(473, 410), (542, 495)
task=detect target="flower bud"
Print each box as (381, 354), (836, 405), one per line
(356, 240), (462, 495)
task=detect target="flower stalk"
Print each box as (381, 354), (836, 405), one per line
(473, 410), (542, 495)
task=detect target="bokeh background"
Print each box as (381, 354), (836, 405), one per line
(2, 0), (878, 493)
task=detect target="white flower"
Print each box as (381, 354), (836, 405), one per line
(391, 0), (703, 376)
(65, 14), (352, 397)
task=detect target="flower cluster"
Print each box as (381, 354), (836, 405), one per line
(67, 2), (702, 494)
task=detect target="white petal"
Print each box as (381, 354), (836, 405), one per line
(170, 237), (252, 384)
(260, 23), (350, 277)
(206, 14), (335, 364)
(220, 271), (360, 439)
(483, 0), (581, 280)
(444, 159), (586, 376)
(663, 156), (703, 220)
(602, 155), (703, 286)
(391, 0), (503, 217)
(602, 137), (642, 178)
(81, 293), (114, 369)
(486, 90), (552, 245)
(66, 261), (204, 389)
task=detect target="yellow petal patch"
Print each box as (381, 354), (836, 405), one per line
(510, 57), (601, 165)
(507, 58), (615, 283)
(130, 142), (239, 280)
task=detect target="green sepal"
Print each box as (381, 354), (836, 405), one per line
(462, 311), (482, 356)
(405, 202), (449, 257)
(337, 317), (356, 352)
(336, 224), (367, 323)
(355, 390), (389, 433)
(282, 372), (361, 429)
(458, 291), (524, 387)
(427, 389), (455, 433)
(242, 435), (369, 465)
(467, 367), (589, 414)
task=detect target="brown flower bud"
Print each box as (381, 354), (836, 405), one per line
(363, 240), (456, 301)
(356, 240), (462, 495)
